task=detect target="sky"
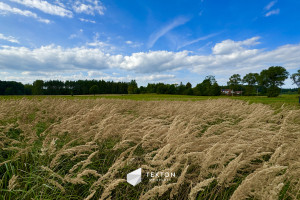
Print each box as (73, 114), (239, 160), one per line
(0, 0), (300, 87)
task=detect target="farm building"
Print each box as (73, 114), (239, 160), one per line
(221, 89), (243, 96)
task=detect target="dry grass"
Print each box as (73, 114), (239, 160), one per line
(0, 97), (300, 199)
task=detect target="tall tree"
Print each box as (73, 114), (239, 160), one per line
(259, 66), (289, 97)
(291, 69), (300, 94)
(89, 85), (99, 96)
(128, 80), (138, 94)
(183, 82), (193, 95)
(227, 74), (242, 91)
(177, 82), (186, 95)
(194, 75), (220, 96)
(186, 82), (192, 89)
(24, 84), (33, 95)
(32, 80), (44, 95)
(242, 73), (259, 95)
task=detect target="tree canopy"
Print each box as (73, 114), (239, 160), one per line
(227, 74), (242, 91)
(259, 66), (289, 97)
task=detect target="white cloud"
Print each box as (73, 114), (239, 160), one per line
(0, 45), (115, 71)
(265, 0), (277, 10)
(87, 70), (105, 77)
(136, 74), (175, 82)
(125, 40), (143, 48)
(120, 51), (191, 73)
(87, 41), (109, 48)
(148, 16), (190, 48)
(212, 37), (260, 55)
(0, 2), (50, 23)
(0, 33), (19, 43)
(73, 0), (105, 15)
(0, 70), (176, 84)
(89, 74), (176, 83)
(85, 33), (116, 51)
(265, 9), (280, 17)
(0, 37), (300, 81)
(10, 0), (73, 17)
(79, 18), (96, 23)
(54, 0), (65, 8)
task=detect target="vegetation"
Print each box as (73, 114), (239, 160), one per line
(259, 66), (289, 97)
(0, 94), (299, 109)
(242, 73), (259, 96)
(0, 97), (299, 199)
(0, 66), (298, 97)
(227, 74), (242, 91)
(291, 69), (300, 94)
(89, 85), (99, 96)
(0, 81), (25, 95)
(194, 76), (221, 96)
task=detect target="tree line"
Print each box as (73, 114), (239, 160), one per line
(0, 66), (299, 97)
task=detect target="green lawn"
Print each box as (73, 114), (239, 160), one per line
(0, 94), (299, 109)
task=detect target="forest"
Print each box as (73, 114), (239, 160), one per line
(0, 67), (299, 97)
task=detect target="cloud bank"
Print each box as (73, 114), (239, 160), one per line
(0, 37), (299, 84)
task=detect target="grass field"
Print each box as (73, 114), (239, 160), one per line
(0, 96), (300, 199)
(1, 94), (299, 109)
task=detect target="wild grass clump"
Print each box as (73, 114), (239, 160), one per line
(0, 97), (300, 199)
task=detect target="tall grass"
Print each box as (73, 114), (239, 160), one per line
(0, 98), (300, 199)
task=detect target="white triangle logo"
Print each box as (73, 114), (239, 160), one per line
(127, 168), (142, 186)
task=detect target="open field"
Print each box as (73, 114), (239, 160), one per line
(0, 97), (300, 199)
(1, 94), (299, 109)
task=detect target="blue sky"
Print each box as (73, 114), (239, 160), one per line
(0, 0), (299, 87)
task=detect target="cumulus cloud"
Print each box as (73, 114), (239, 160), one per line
(215, 37), (259, 52)
(0, 45), (116, 71)
(10, 0), (73, 17)
(0, 2), (50, 23)
(73, 0), (105, 15)
(148, 16), (190, 48)
(212, 36), (260, 55)
(0, 37), (300, 80)
(0, 33), (19, 43)
(120, 51), (191, 73)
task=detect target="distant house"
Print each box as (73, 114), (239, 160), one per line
(221, 89), (243, 96)
(234, 91), (243, 95)
(221, 89), (233, 95)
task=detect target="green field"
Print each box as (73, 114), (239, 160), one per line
(1, 94), (299, 109)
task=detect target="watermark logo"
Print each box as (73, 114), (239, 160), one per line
(146, 171), (176, 182)
(127, 168), (176, 186)
(127, 168), (142, 186)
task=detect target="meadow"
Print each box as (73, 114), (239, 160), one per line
(1, 94), (299, 109)
(0, 95), (300, 199)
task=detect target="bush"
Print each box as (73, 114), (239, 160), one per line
(267, 86), (281, 97)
